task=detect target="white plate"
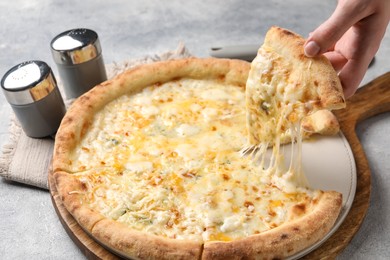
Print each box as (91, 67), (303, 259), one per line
(288, 132), (357, 259)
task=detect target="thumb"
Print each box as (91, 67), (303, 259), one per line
(304, 1), (372, 57)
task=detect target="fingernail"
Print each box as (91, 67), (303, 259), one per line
(304, 41), (321, 57)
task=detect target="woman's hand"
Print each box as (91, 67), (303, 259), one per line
(304, 0), (390, 98)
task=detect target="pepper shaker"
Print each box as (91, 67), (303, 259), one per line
(50, 28), (107, 99)
(1, 60), (66, 138)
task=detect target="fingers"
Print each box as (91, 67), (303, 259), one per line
(336, 13), (387, 97)
(304, 0), (373, 57)
(323, 49), (367, 98)
(338, 59), (368, 98)
(338, 37), (382, 97)
(323, 51), (348, 72)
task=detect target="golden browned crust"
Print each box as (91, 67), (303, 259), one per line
(202, 191), (342, 260)
(302, 110), (340, 136)
(264, 26), (346, 110)
(92, 219), (203, 260)
(54, 171), (105, 231)
(53, 58), (250, 173)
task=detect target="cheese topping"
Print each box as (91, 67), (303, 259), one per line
(70, 79), (319, 242)
(246, 47), (317, 145)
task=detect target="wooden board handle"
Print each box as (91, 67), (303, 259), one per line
(304, 72), (390, 259)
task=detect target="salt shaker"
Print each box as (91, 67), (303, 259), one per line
(1, 60), (66, 138)
(50, 28), (107, 99)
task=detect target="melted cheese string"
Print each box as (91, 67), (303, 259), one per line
(244, 46), (318, 191)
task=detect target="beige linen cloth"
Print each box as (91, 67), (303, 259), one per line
(0, 44), (192, 190)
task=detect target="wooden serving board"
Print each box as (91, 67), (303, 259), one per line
(48, 72), (390, 259)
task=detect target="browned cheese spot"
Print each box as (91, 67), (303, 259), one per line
(244, 201), (254, 208)
(182, 171), (196, 178)
(81, 146), (89, 153)
(222, 173), (230, 181)
(80, 181), (87, 191)
(292, 203), (307, 216)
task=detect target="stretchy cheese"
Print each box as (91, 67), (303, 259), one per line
(245, 47), (312, 189)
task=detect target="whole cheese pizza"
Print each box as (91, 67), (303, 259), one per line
(52, 27), (345, 259)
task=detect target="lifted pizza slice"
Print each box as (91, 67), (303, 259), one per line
(246, 26), (345, 146)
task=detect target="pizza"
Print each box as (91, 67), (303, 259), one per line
(52, 27), (345, 260)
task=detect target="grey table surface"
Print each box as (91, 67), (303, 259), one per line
(1, 0), (389, 259)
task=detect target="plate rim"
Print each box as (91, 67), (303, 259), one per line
(288, 131), (357, 259)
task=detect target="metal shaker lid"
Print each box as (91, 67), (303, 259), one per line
(50, 28), (102, 65)
(1, 60), (57, 105)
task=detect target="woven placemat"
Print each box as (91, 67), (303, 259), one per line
(0, 43), (192, 189)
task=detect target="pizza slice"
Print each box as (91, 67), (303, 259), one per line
(246, 26), (346, 147)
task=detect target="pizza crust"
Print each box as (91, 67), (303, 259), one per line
(302, 110), (340, 136)
(54, 171), (105, 231)
(92, 219), (203, 260)
(202, 191), (342, 260)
